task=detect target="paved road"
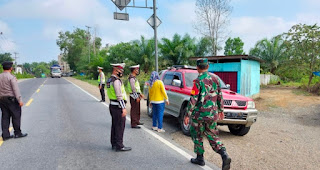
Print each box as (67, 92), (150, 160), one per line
(0, 78), (217, 170)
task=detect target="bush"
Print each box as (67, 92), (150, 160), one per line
(14, 72), (34, 79)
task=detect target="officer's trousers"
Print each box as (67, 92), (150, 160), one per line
(130, 96), (140, 127)
(109, 104), (126, 149)
(0, 97), (22, 138)
(190, 117), (225, 155)
(99, 84), (105, 101)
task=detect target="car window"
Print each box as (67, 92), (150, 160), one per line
(185, 72), (198, 87)
(163, 73), (174, 85)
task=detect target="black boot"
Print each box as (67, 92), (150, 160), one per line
(218, 148), (231, 170)
(190, 154), (205, 166)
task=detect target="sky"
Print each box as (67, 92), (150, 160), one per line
(0, 0), (319, 64)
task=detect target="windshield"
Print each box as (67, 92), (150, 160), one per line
(185, 72), (228, 89)
(52, 69), (61, 73)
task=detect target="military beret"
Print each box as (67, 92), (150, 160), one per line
(2, 61), (13, 68)
(196, 58), (209, 66)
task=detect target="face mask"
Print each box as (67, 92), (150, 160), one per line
(117, 72), (123, 78)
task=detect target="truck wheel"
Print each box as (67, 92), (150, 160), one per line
(147, 97), (153, 118)
(180, 106), (191, 136)
(228, 125), (250, 136)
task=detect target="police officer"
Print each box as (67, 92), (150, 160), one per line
(185, 58), (231, 170)
(127, 65), (144, 129)
(97, 66), (106, 102)
(106, 63), (131, 152)
(0, 61), (28, 141)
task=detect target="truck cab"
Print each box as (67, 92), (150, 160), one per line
(144, 66), (258, 136)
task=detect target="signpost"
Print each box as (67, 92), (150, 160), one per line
(110, 0), (160, 72)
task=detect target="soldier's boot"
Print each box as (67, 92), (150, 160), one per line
(218, 148), (231, 170)
(190, 154), (205, 166)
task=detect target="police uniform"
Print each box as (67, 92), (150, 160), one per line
(97, 66), (106, 102)
(126, 65), (143, 128)
(106, 63), (131, 151)
(0, 61), (27, 141)
(187, 58), (231, 169)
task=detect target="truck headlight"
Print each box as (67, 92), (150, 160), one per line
(247, 101), (255, 109)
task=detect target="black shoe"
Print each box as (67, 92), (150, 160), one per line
(218, 148), (231, 170)
(2, 135), (14, 141)
(131, 126), (141, 129)
(100, 100), (105, 102)
(112, 146), (116, 150)
(14, 133), (28, 138)
(190, 154), (205, 166)
(116, 147), (132, 152)
(138, 122), (144, 125)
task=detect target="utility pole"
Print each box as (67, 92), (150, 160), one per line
(14, 52), (19, 73)
(153, 0), (158, 72)
(93, 27), (96, 57)
(85, 25), (91, 63)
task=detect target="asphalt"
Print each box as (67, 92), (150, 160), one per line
(0, 78), (218, 170)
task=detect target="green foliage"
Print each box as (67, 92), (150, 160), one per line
(14, 72), (34, 79)
(249, 36), (287, 74)
(0, 53), (13, 63)
(224, 37), (245, 55)
(284, 23), (320, 90)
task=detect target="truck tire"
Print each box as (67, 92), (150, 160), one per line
(228, 125), (250, 136)
(180, 106), (191, 136)
(147, 97), (153, 118)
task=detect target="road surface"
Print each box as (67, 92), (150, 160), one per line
(0, 78), (218, 170)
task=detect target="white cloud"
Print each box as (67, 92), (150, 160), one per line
(166, 0), (196, 25)
(43, 25), (63, 40)
(0, 20), (16, 52)
(296, 13), (320, 25)
(229, 16), (296, 53)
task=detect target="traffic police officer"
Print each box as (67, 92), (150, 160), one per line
(97, 66), (106, 102)
(106, 63), (131, 152)
(0, 61), (28, 141)
(126, 65), (144, 129)
(185, 58), (231, 170)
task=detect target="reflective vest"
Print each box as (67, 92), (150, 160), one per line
(126, 76), (141, 94)
(98, 72), (106, 84)
(106, 76), (127, 101)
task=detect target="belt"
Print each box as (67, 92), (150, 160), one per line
(110, 101), (119, 105)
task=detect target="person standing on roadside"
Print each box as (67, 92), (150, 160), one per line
(148, 71), (169, 133)
(185, 58), (231, 170)
(97, 66), (106, 102)
(0, 61), (28, 141)
(127, 65), (144, 129)
(106, 63), (131, 152)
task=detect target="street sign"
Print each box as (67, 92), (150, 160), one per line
(147, 14), (162, 29)
(111, 0), (131, 11)
(114, 12), (129, 21)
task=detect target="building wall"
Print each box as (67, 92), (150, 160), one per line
(209, 62), (241, 93)
(240, 60), (260, 97)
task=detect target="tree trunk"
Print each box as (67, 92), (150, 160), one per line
(307, 73), (314, 91)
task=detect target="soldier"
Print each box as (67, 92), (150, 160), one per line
(126, 65), (144, 129)
(0, 61), (28, 141)
(97, 66), (106, 102)
(106, 63), (131, 152)
(185, 58), (231, 170)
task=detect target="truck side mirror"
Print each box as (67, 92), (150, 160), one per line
(172, 79), (182, 87)
(226, 84), (230, 89)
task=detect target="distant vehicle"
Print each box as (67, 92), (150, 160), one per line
(143, 65), (258, 136)
(51, 65), (62, 78)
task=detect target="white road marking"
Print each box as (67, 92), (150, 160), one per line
(64, 78), (214, 170)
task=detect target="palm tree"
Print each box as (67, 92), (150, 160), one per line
(249, 36), (287, 74)
(132, 36), (155, 73)
(159, 34), (197, 65)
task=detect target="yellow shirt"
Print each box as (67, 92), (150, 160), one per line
(149, 80), (168, 104)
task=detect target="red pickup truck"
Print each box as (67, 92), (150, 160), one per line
(144, 66), (258, 136)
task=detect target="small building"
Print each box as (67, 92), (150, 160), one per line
(191, 55), (263, 98)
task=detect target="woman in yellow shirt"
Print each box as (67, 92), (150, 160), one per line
(148, 71), (169, 132)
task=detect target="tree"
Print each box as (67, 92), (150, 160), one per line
(0, 53), (13, 63)
(194, 0), (232, 55)
(224, 37), (245, 55)
(131, 36), (155, 73)
(160, 34), (197, 65)
(249, 36), (287, 74)
(284, 24), (320, 90)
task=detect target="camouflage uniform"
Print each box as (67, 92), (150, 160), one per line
(187, 71), (225, 155)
